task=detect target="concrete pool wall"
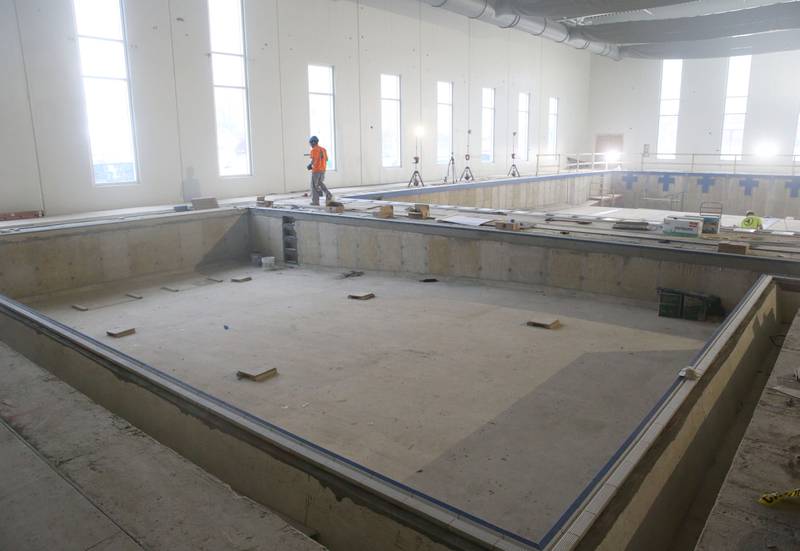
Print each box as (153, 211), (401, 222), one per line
(250, 208), (800, 310)
(349, 170), (800, 219)
(2, 207), (800, 550)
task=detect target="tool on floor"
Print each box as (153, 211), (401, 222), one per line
(526, 317), (562, 330)
(507, 131), (521, 177)
(348, 292), (375, 300)
(339, 270), (364, 279)
(758, 488), (800, 506)
(106, 327), (136, 338)
(236, 367), (278, 382)
(459, 130), (474, 182)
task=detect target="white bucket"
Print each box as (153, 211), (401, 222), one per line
(261, 256), (276, 270)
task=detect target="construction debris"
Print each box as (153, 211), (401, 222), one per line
(231, 276), (252, 283)
(206, 277), (224, 283)
(340, 270), (364, 279)
(191, 196), (219, 210)
(408, 204), (430, 219)
(106, 327), (136, 338)
(717, 241), (749, 255)
(613, 220), (650, 231)
(326, 201), (345, 213)
(495, 220), (521, 231)
(256, 196), (274, 207)
(71, 304), (89, 312)
(419, 278), (438, 283)
(526, 317), (562, 330)
(348, 292), (375, 300)
(125, 293), (143, 300)
(373, 205), (394, 219)
(236, 367), (278, 382)
(161, 286), (180, 292)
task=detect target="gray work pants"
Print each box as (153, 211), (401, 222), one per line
(310, 171), (332, 205)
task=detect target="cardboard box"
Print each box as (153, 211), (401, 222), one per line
(495, 220), (521, 231)
(374, 205), (394, 219)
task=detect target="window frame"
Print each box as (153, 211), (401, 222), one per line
(379, 73), (402, 169)
(208, 0), (253, 178)
(480, 87), (495, 163)
(517, 92), (530, 162)
(73, 0), (139, 186)
(436, 81), (454, 165)
(307, 64), (337, 171)
(656, 59), (682, 160)
(546, 96), (559, 156)
(720, 55), (752, 161)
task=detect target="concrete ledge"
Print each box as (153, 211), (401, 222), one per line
(564, 276), (799, 551)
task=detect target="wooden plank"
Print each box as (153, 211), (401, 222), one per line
(106, 327), (136, 338)
(526, 317), (562, 330)
(236, 367), (278, 382)
(348, 292), (375, 300)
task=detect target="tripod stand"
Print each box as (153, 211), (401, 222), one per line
(508, 131), (520, 177)
(443, 153), (456, 183)
(408, 156), (424, 187)
(459, 129), (474, 182)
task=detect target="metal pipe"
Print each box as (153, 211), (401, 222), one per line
(422, 0), (621, 60)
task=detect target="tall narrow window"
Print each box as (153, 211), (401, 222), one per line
(657, 59), (682, 160)
(720, 55), (752, 161)
(517, 92), (530, 161)
(793, 112), (800, 161)
(380, 74), (401, 168)
(436, 81), (453, 164)
(73, 0), (137, 184)
(208, 0), (251, 176)
(546, 97), (559, 155)
(308, 65), (336, 170)
(481, 87), (495, 163)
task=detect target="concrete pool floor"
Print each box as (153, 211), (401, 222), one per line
(26, 264), (716, 541)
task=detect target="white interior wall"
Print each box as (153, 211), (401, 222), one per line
(588, 50), (800, 163)
(0, 0), (593, 216)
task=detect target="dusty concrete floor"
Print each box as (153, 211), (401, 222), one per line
(27, 264), (716, 541)
(0, 341), (324, 551)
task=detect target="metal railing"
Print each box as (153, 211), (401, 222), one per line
(494, 151), (800, 180)
(638, 152), (800, 175)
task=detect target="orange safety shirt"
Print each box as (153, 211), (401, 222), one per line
(310, 145), (328, 173)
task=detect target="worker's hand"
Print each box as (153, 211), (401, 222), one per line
(306, 163), (312, 171)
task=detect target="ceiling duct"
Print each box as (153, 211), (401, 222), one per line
(573, 2), (800, 45)
(423, 0), (622, 59)
(492, 0), (696, 20)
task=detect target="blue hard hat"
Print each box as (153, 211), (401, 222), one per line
(309, 136), (319, 144)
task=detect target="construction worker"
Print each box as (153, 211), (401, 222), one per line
(740, 210), (763, 230)
(306, 136), (333, 206)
